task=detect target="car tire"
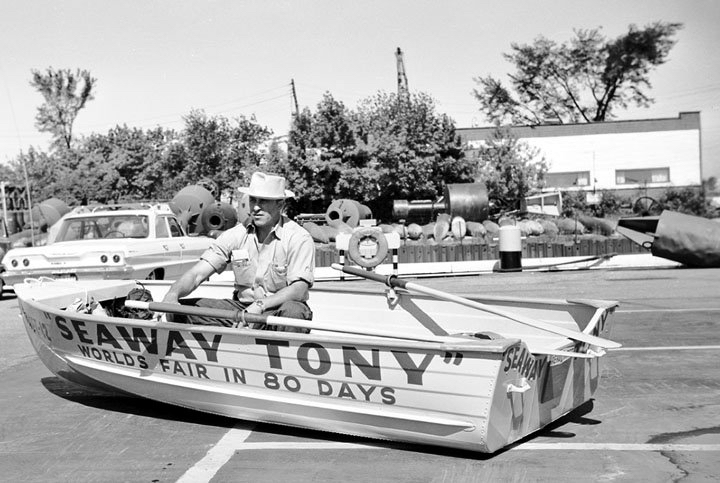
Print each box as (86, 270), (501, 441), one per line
(146, 269), (164, 280)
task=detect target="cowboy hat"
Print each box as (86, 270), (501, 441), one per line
(238, 172), (294, 200)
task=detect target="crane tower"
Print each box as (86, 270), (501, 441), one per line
(395, 47), (409, 98)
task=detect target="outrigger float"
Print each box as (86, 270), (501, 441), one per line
(16, 264), (620, 453)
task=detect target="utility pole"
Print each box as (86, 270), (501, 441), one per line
(395, 47), (409, 99)
(290, 79), (299, 116)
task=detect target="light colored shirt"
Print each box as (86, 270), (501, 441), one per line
(200, 216), (315, 302)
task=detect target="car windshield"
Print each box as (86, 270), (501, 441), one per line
(55, 215), (150, 241)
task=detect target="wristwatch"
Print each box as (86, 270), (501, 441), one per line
(253, 299), (265, 311)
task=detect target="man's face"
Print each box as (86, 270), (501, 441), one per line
(249, 196), (283, 228)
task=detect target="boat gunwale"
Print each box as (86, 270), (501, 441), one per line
(16, 278), (619, 355)
(20, 296), (526, 354)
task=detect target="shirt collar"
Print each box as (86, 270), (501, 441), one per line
(247, 215), (287, 240)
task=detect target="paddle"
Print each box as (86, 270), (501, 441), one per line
(330, 263), (622, 350)
(124, 300), (596, 358)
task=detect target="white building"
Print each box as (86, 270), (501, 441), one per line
(458, 112), (702, 198)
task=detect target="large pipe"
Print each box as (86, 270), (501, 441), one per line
(617, 210), (720, 268)
(652, 211), (720, 268)
(393, 182), (489, 223)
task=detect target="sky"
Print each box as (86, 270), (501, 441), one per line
(2, 0), (719, 180)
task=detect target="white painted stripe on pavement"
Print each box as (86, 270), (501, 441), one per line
(235, 442), (382, 450)
(611, 345), (720, 352)
(515, 443), (720, 451)
(618, 308), (720, 313)
(177, 423), (255, 483)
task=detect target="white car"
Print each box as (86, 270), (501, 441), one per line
(1, 203), (215, 287)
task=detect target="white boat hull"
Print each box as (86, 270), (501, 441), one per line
(16, 278), (617, 453)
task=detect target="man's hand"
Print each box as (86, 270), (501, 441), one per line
(245, 300), (264, 315)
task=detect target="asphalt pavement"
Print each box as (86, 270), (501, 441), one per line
(1, 265), (719, 482)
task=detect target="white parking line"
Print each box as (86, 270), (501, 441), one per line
(179, 433), (720, 479)
(515, 443), (720, 451)
(176, 423), (255, 483)
(611, 345), (720, 351)
(617, 308), (720, 313)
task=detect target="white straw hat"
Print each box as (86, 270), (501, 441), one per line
(238, 172), (294, 200)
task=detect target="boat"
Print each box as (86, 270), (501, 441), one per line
(15, 264), (620, 453)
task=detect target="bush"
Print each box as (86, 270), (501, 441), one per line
(559, 189), (631, 218)
(658, 187), (719, 218)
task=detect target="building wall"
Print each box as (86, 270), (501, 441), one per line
(458, 112), (702, 193)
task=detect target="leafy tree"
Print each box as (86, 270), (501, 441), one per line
(11, 148), (70, 203)
(472, 128), (548, 215)
(348, 91), (474, 221)
(76, 126), (180, 203)
(278, 94), (357, 214)
(279, 91), (473, 221)
(30, 67), (96, 150)
(473, 22), (682, 125)
(180, 110), (272, 200)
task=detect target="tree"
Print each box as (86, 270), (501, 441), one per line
(278, 93), (358, 214)
(473, 22), (682, 125)
(30, 67), (96, 150)
(279, 91), (474, 221)
(9, 148), (61, 203)
(472, 128), (548, 215)
(180, 110), (272, 200)
(351, 91), (474, 220)
(76, 126), (180, 203)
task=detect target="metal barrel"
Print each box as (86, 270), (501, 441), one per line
(444, 183), (489, 222)
(498, 224), (522, 272)
(325, 199), (372, 228)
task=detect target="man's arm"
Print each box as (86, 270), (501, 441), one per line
(162, 259), (217, 304)
(246, 280), (309, 314)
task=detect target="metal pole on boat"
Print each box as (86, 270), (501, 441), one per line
(330, 263), (621, 350)
(124, 300), (597, 358)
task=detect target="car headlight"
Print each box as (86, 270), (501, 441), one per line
(11, 259), (18, 267)
(22, 259), (29, 267)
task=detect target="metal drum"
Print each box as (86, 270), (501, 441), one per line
(325, 199), (373, 228)
(392, 182), (489, 223)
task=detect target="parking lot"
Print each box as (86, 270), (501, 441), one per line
(1, 266), (719, 482)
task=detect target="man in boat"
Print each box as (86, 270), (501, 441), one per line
(161, 172), (315, 332)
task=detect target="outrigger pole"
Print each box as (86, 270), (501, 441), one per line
(330, 264), (621, 350)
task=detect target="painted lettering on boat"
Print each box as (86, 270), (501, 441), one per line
(52, 316), (434, 404)
(77, 344), (149, 369)
(262, 372), (396, 405)
(317, 380), (396, 405)
(158, 359), (209, 379)
(55, 316), (221, 362)
(256, 339), (434, 385)
(22, 309), (53, 344)
(502, 346), (547, 381)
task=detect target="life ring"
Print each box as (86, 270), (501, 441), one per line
(347, 228), (388, 268)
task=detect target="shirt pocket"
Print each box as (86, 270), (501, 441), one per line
(265, 261), (289, 292)
(231, 250), (256, 288)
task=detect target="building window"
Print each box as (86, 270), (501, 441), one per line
(545, 171), (591, 188)
(616, 168), (670, 185)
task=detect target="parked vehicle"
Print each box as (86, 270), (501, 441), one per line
(0, 203), (215, 288)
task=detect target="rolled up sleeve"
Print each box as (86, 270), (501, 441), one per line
(200, 227), (244, 273)
(286, 230), (315, 287)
